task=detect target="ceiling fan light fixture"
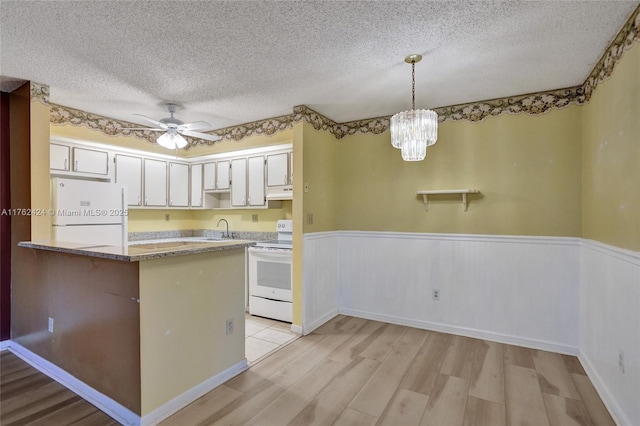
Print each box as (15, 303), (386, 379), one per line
(157, 131), (187, 149)
(390, 54), (438, 161)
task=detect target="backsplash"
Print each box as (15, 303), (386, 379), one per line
(128, 229), (277, 242)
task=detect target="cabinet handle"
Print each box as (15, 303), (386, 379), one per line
(284, 174), (287, 185)
(145, 197), (148, 205)
(137, 195), (141, 205)
(75, 160), (78, 171)
(64, 159), (68, 170)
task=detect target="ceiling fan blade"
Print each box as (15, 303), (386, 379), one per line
(120, 127), (165, 131)
(178, 121), (213, 132)
(133, 114), (168, 129)
(180, 129), (222, 142)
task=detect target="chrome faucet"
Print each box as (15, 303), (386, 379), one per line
(216, 218), (230, 238)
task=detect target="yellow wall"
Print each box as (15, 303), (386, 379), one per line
(336, 107), (583, 237)
(139, 249), (246, 415)
(51, 123), (175, 157)
(301, 122), (339, 233)
(581, 43), (640, 252)
(185, 127), (294, 157)
(192, 203), (292, 233)
(291, 121), (339, 325)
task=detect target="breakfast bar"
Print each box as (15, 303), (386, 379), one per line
(15, 239), (255, 425)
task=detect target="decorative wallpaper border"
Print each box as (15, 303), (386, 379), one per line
(582, 4), (639, 100)
(45, 4), (639, 145)
(30, 82), (49, 105)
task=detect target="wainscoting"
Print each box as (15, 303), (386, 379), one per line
(302, 231), (639, 426)
(579, 239), (640, 426)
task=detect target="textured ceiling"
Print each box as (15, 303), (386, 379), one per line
(1, 1), (638, 130)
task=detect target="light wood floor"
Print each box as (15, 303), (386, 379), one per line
(0, 350), (118, 425)
(162, 315), (615, 426)
(0, 316), (616, 426)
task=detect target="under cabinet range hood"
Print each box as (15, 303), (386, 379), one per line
(266, 187), (293, 201)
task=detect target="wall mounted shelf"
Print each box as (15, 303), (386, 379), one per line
(416, 189), (480, 212)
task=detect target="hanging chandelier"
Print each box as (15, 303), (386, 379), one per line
(390, 54), (438, 161)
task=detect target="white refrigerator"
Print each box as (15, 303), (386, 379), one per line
(51, 178), (127, 246)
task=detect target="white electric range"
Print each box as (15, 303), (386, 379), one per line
(247, 220), (292, 322)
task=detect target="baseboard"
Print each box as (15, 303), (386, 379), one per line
(304, 309), (338, 335)
(339, 307), (579, 355)
(578, 352), (627, 426)
(290, 324), (304, 335)
(140, 359), (248, 426)
(0, 339), (10, 351)
(8, 342), (140, 426)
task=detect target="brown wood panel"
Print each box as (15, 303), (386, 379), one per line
(0, 91), (11, 341)
(10, 249), (141, 414)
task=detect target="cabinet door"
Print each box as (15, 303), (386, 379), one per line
(289, 151), (294, 186)
(190, 164), (203, 207)
(143, 159), (167, 206)
(115, 154), (143, 206)
(50, 143), (70, 171)
(266, 153), (288, 187)
(248, 156), (265, 207)
(230, 158), (247, 207)
(72, 147), (109, 175)
(216, 160), (231, 190)
(203, 162), (216, 190)
(169, 162), (189, 207)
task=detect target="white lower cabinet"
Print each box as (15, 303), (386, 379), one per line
(169, 162), (189, 207)
(143, 159), (167, 207)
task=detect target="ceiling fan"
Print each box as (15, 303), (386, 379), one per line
(127, 103), (222, 149)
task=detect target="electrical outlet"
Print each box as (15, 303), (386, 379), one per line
(252, 214), (258, 223)
(165, 214), (170, 221)
(619, 351), (625, 373)
(307, 213), (314, 225)
(48, 317), (54, 333)
(225, 319), (234, 335)
(432, 289), (440, 301)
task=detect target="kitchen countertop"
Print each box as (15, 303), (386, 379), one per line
(18, 238), (256, 262)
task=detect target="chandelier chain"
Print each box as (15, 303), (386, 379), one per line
(411, 62), (416, 111)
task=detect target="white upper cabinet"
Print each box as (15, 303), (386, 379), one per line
(203, 162), (216, 190)
(247, 156), (265, 207)
(169, 162), (189, 207)
(50, 140), (291, 210)
(203, 160), (230, 191)
(72, 147), (109, 175)
(115, 154), (143, 206)
(190, 164), (203, 208)
(231, 158), (247, 207)
(143, 159), (167, 207)
(50, 143), (70, 171)
(216, 160), (231, 190)
(266, 152), (289, 187)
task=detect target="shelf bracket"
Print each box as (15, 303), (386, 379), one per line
(416, 189), (479, 212)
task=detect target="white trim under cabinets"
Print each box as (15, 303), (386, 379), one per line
(50, 137), (292, 210)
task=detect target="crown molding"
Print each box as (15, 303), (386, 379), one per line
(44, 4), (639, 144)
